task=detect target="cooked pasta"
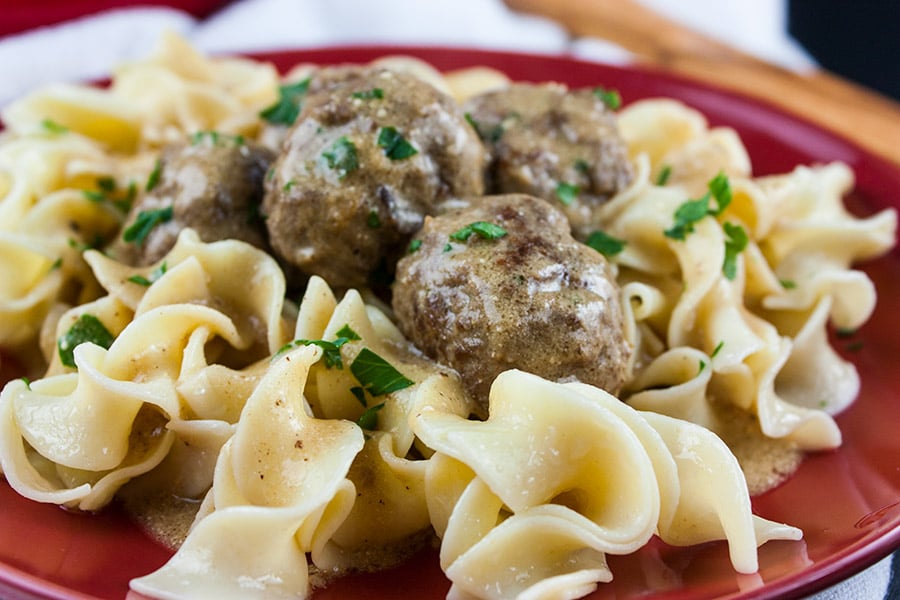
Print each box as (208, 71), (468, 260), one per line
(0, 34), (895, 600)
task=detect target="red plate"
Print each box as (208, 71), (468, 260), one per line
(0, 1), (233, 38)
(1, 47), (898, 600)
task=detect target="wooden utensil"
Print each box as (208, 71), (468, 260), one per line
(505, 0), (900, 168)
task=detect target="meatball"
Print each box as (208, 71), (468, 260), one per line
(110, 133), (274, 266)
(392, 194), (631, 411)
(263, 68), (486, 290)
(463, 83), (634, 238)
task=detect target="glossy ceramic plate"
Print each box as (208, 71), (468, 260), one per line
(1, 46), (899, 600)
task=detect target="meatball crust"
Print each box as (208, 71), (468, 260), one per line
(111, 134), (274, 266)
(263, 68), (486, 289)
(392, 193), (632, 410)
(463, 83), (634, 238)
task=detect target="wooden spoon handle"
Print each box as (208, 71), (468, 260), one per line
(505, 0), (900, 168)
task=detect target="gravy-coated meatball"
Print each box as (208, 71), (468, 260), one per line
(464, 83), (633, 238)
(392, 194), (631, 411)
(263, 68), (486, 289)
(111, 134), (274, 266)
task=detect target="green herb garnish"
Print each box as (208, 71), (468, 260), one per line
(711, 340), (725, 359)
(449, 221), (508, 242)
(656, 165), (672, 186)
(260, 78), (311, 126)
(41, 119), (68, 134)
(367, 211), (381, 228)
(593, 86), (622, 110)
(357, 402), (385, 430)
(574, 159), (590, 175)
(58, 314), (115, 368)
(122, 205), (173, 245)
(378, 127), (418, 160)
(779, 279), (797, 290)
(190, 130), (244, 146)
(585, 230), (626, 258)
(555, 182), (580, 206)
(82, 176), (133, 213)
(350, 348), (414, 396)
(408, 239), (423, 254)
(664, 171), (733, 240)
(128, 261), (168, 286)
(145, 159), (163, 192)
(350, 386), (368, 407)
(275, 324), (360, 369)
(351, 88), (384, 100)
(322, 136), (359, 178)
(722, 222), (748, 280)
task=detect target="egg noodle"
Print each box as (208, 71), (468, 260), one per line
(0, 34), (895, 600)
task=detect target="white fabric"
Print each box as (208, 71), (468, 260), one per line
(0, 0), (890, 598)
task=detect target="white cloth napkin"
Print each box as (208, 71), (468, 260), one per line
(0, 1), (895, 598)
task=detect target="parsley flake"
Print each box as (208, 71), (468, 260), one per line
(122, 205), (173, 246)
(449, 221), (508, 242)
(190, 130), (244, 147)
(58, 314), (115, 368)
(41, 119), (68, 134)
(555, 182), (580, 206)
(378, 127), (418, 160)
(357, 402), (385, 430)
(585, 230), (626, 258)
(656, 165), (672, 186)
(367, 211), (381, 228)
(350, 386), (368, 407)
(722, 222), (748, 280)
(780, 279), (797, 289)
(260, 78), (311, 126)
(408, 239), (423, 254)
(274, 325), (361, 368)
(711, 340), (725, 358)
(350, 348), (414, 396)
(664, 171), (734, 240)
(128, 261), (168, 286)
(593, 86), (622, 110)
(351, 88), (384, 100)
(145, 159), (163, 192)
(322, 136), (359, 178)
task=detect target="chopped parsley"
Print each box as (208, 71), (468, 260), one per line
(711, 340), (725, 359)
(722, 222), (748, 280)
(127, 261), (168, 286)
(260, 78), (311, 126)
(350, 386), (368, 407)
(367, 210), (381, 228)
(593, 86), (622, 110)
(656, 165), (672, 186)
(190, 130), (245, 146)
(465, 112), (518, 143)
(274, 324), (361, 369)
(58, 314), (115, 368)
(350, 348), (414, 396)
(41, 119), (68, 134)
(357, 402), (385, 430)
(122, 205), (173, 246)
(585, 230), (626, 258)
(283, 179), (296, 191)
(378, 127), (418, 160)
(449, 221), (508, 242)
(322, 136), (359, 179)
(82, 176), (134, 214)
(555, 182), (580, 206)
(145, 159), (163, 192)
(664, 171), (733, 240)
(780, 279), (797, 290)
(574, 158), (590, 175)
(351, 88), (384, 100)
(408, 239), (423, 254)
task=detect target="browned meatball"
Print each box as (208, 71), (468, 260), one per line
(262, 68), (486, 290)
(110, 133), (274, 266)
(463, 83), (633, 238)
(392, 194), (631, 412)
